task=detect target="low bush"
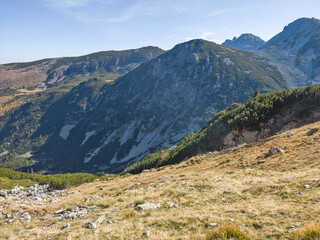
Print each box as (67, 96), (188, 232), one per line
(0, 168), (97, 189)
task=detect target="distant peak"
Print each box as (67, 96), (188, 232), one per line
(222, 33), (265, 50)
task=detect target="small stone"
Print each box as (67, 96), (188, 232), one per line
(314, 198), (320, 202)
(167, 201), (180, 208)
(22, 212), (31, 221)
(287, 225), (296, 232)
(141, 230), (152, 237)
(304, 185), (311, 189)
(17, 229), (35, 235)
(157, 176), (166, 181)
(209, 222), (218, 226)
(50, 198), (59, 203)
(306, 128), (318, 136)
(286, 131), (294, 137)
(55, 209), (65, 214)
(61, 223), (70, 229)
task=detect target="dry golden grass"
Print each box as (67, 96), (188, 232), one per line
(1, 121), (320, 239)
(0, 88), (43, 116)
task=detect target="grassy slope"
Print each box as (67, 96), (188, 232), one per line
(0, 120), (319, 239)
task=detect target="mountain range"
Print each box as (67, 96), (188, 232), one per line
(0, 40), (286, 173)
(0, 17), (319, 174)
(223, 18), (320, 88)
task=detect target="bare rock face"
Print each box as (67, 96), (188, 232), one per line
(223, 130), (259, 148)
(258, 17), (320, 88)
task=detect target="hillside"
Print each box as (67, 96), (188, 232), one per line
(222, 34), (265, 50)
(0, 47), (164, 116)
(0, 116), (319, 239)
(0, 46), (164, 90)
(0, 39), (287, 173)
(127, 84), (320, 174)
(257, 17), (320, 88)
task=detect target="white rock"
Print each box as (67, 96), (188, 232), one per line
(137, 203), (162, 211)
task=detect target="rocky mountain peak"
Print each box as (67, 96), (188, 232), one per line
(262, 17), (320, 51)
(222, 33), (265, 50)
(257, 17), (320, 88)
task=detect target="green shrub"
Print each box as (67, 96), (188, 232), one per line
(0, 168), (97, 189)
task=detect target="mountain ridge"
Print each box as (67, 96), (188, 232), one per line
(0, 46), (165, 90)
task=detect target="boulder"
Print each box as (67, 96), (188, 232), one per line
(306, 128), (319, 136)
(265, 146), (284, 157)
(61, 223), (70, 230)
(142, 230), (152, 237)
(83, 214), (107, 229)
(136, 203), (162, 211)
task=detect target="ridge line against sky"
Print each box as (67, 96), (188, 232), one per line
(1, 0), (320, 64)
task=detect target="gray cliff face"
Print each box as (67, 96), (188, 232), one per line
(222, 34), (265, 50)
(257, 18), (320, 88)
(2, 39), (285, 173)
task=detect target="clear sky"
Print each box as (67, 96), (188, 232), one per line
(1, 0), (320, 64)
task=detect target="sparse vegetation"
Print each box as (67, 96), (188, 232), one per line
(204, 224), (250, 240)
(296, 225), (320, 240)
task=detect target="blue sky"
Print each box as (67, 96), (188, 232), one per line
(1, 0), (320, 64)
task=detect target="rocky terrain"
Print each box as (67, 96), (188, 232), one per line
(222, 34), (265, 50)
(0, 119), (319, 239)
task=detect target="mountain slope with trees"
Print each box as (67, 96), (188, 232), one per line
(0, 39), (287, 173)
